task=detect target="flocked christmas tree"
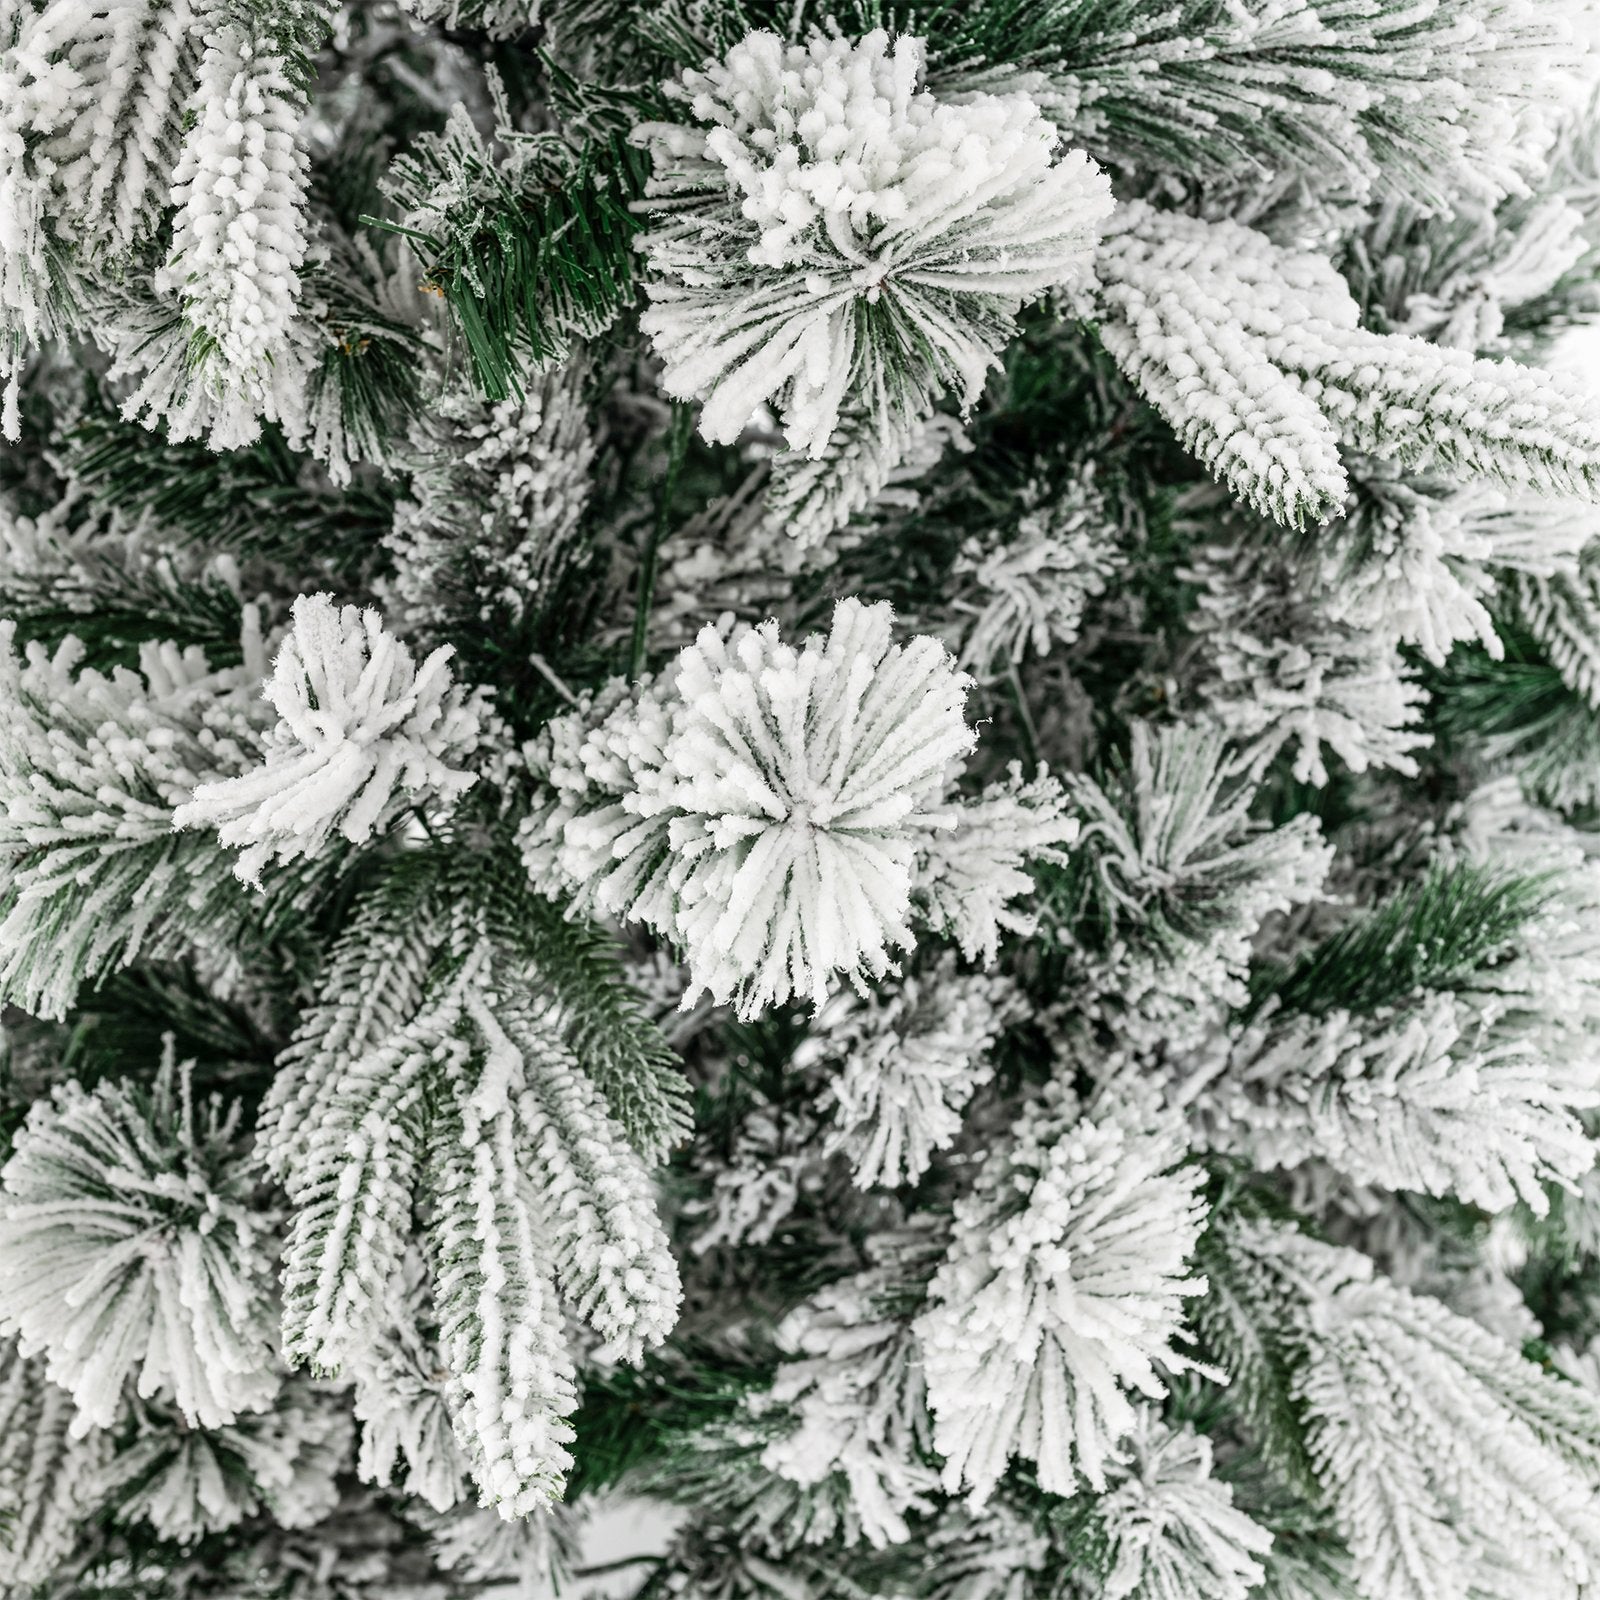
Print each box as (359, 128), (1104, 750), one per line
(7, 1), (1600, 1595)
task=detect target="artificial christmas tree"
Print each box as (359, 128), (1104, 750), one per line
(6, 2), (1600, 1597)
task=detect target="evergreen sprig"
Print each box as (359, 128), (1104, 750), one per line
(55, 968), (282, 1092)
(442, 846), (694, 1163)
(1190, 1188), (1324, 1500)
(1248, 862), (1551, 1020)
(0, 560), (253, 674)
(63, 409), (394, 564)
(1430, 627), (1600, 814)
(373, 131), (649, 403)
(566, 1345), (768, 1499)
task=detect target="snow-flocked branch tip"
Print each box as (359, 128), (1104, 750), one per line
(524, 596), (985, 1017)
(635, 29), (1114, 461)
(175, 592), (485, 884)
(913, 1087), (1209, 1507)
(0, 1045), (280, 1434)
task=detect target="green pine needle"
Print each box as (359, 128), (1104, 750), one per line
(1249, 862), (1550, 1020)
(1430, 628), (1600, 814)
(566, 1348), (767, 1500)
(371, 133), (649, 404)
(490, 882), (694, 1164)
(64, 406), (394, 562)
(0, 563), (251, 674)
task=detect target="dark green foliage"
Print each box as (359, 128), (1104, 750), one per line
(373, 132), (650, 403)
(1511, 1160), (1600, 1350)
(466, 853), (691, 1158)
(245, 0), (336, 94)
(303, 265), (428, 473)
(629, 402), (695, 680)
(566, 1344), (768, 1499)
(0, 369), (75, 514)
(444, 563), (614, 744)
(538, 41), (672, 142)
(0, 557), (251, 673)
(0, 1052), (34, 1170)
(1429, 626), (1600, 813)
(1247, 748), (1369, 839)
(301, 133), (431, 475)
(498, 891), (694, 1164)
(1031, 1479), (1118, 1589)
(830, 314), (1186, 638)
(327, 844), (693, 1164)
(55, 968), (281, 1090)
(1432, 635), (1580, 737)
(689, 1009), (815, 1160)
(1214, 1470), (1356, 1600)
(63, 408), (394, 565)
(669, 1005), (887, 1303)
(1248, 862), (1550, 1019)
(0, 830), (341, 1027)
